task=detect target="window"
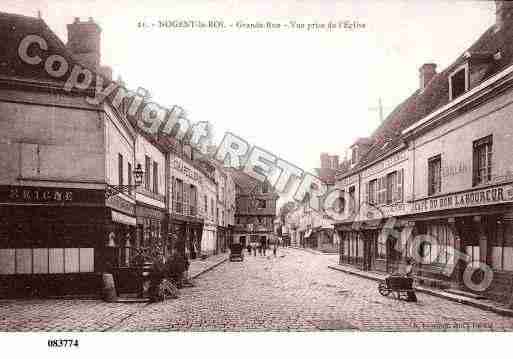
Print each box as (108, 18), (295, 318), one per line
(473, 135), (493, 186)
(204, 195), (208, 214)
(153, 161), (158, 194)
(426, 223), (454, 265)
(145, 155), (151, 191)
(386, 171), (397, 204)
(449, 67), (467, 100)
(377, 232), (387, 259)
(368, 179), (377, 204)
(183, 182), (189, 216)
(348, 186), (356, 212)
(174, 179), (183, 214)
(211, 198), (214, 218)
(118, 154), (123, 188)
(428, 155), (442, 196)
(127, 162), (132, 195)
(190, 186), (197, 216)
(262, 182), (269, 194)
(0, 248), (94, 274)
(257, 199), (266, 209)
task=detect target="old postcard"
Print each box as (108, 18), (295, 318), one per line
(0, 0), (512, 356)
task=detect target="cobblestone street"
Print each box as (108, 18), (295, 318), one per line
(2, 248), (513, 331)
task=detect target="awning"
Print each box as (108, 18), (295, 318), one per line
(112, 210), (136, 226)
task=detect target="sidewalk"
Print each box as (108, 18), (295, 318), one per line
(291, 246), (339, 256)
(188, 253), (229, 279)
(328, 263), (513, 318)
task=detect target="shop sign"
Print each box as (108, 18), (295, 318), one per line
(410, 183), (513, 214)
(361, 151), (407, 179)
(1, 185), (104, 205)
(173, 158), (201, 183)
(106, 195), (135, 215)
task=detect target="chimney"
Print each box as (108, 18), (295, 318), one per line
(419, 63), (437, 90)
(66, 17), (102, 70)
(496, 1), (513, 31)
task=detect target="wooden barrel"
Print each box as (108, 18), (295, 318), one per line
(102, 273), (117, 302)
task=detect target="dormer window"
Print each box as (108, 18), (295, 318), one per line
(449, 64), (469, 100)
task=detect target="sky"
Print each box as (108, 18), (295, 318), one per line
(3, 0), (496, 174)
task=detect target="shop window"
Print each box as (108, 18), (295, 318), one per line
(377, 232), (387, 259)
(465, 246), (480, 268)
(428, 155), (442, 196)
(33, 248), (49, 273)
(0, 248), (94, 274)
(492, 218), (513, 271)
(426, 223), (454, 265)
(473, 135), (493, 186)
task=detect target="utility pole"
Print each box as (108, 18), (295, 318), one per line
(369, 97), (384, 123)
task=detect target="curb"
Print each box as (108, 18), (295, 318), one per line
(328, 265), (513, 318)
(190, 257), (229, 280)
(291, 246), (338, 255)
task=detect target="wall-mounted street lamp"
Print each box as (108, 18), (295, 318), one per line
(105, 163), (145, 199)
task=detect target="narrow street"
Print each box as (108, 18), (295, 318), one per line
(2, 248), (513, 331)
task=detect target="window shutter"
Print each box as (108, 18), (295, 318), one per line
(472, 147), (479, 186)
(364, 182), (369, 204)
(397, 169), (404, 202)
(377, 177), (385, 204)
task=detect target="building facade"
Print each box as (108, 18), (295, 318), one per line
(0, 14), (140, 296)
(230, 171), (279, 248)
(334, 1), (513, 303)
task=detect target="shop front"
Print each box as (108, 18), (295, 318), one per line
(405, 182), (513, 302)
(169, 214), (204, 259)
(0, 185), (129, 298)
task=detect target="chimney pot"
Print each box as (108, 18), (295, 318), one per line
(419, 63), (437, 90)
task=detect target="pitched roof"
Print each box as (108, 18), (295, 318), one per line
(0, 12), (76, 83)
(337, 20), (513, 179)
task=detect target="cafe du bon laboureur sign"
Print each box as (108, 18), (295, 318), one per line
(410, 183), (513, 214)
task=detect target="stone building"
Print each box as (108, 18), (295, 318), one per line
(0, 14), (139, 296)
(229, 170), (279, 248)
(335, 0), (513, 303)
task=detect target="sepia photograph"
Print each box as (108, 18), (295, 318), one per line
(1, 0), (513, 356)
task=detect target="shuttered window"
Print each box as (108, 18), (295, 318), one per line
(153, 161), (158, 194)
(145, 155), (151, 191)
(428, 155), (442, 196)
(473, 135), (493, 186)
(368, 179), (377, 204)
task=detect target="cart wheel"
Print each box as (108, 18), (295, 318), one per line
(378, 283), (391, 296)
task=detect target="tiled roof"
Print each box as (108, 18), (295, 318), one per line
(0, 12), (75, 83)
(337, 20), (513, 179)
